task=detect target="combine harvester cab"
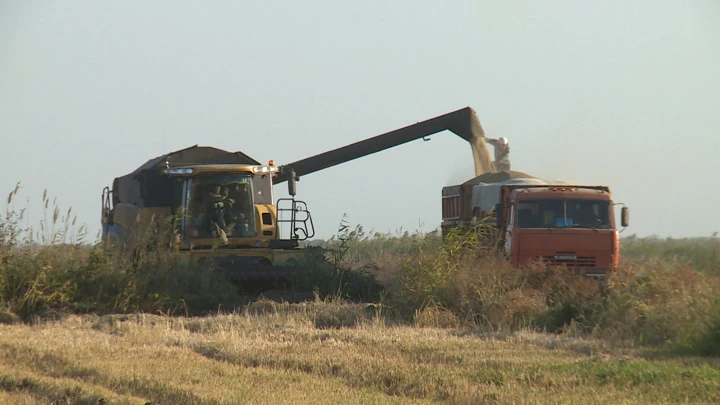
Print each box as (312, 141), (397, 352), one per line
(101, 145), (316, 287)
(442, 172), (630, 277)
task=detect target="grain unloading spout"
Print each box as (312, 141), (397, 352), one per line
(275, 107), (493, 184)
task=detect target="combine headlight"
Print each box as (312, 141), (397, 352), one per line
(252, 166), (279, 174)
(164, 168), (194, 175)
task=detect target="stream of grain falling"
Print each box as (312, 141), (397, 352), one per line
(469, 136), (495, 176)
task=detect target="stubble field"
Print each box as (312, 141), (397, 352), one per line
(2, 301), (720, 405)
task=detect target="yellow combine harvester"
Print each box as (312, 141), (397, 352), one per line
(101, 146), (315, 285)
(101, 107), (490, 288)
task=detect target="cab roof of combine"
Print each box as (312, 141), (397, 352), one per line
(112, 145), (261, 207)
(133, 145), (260, 172)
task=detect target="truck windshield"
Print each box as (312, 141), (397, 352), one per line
(184, 173), (255, 239)
(516, 199), (611, 229)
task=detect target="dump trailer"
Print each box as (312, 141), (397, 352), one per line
(101, 145), (315, 285)
(442, 172), (629, 276)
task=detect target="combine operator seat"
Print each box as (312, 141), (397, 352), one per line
(275, 198), (315, 246)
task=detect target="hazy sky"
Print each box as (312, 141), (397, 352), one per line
(2, 1), (719, 242)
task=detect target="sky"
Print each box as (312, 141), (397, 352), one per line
(1, 0), (719, 242)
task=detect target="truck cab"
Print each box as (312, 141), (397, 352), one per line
(501, 186), (627, 276)
(442, 175), (629, 276)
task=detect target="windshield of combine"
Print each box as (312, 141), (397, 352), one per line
(184, 174), (255, 239)
(516, 199), (611, 229)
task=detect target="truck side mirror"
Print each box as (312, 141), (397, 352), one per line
(495, 203), (504, 228)
(288, 170), (297, 197)
(621, 206), (629, 227)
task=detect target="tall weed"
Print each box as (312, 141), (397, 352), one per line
(293, 216), (382, 302)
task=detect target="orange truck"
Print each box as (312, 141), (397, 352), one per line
(441, 172), (629, 276)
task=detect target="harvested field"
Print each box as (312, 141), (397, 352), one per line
(1, 303), (719, 405)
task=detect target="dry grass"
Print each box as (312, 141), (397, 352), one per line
(1, 300), (719, 404)
(621, 234), (720, 275)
